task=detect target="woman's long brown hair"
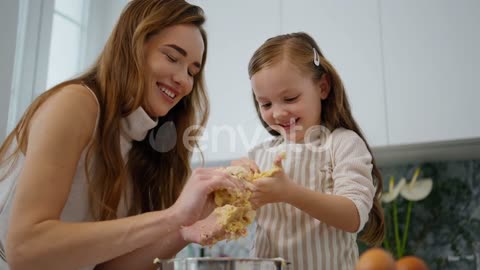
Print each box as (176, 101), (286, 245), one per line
(248, 32), (384, 246)
(0, 0), (209, 220)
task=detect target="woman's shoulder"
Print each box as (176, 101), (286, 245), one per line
(47, 83), (98, 120)
(31, 84), (100, 145)
(49, 83), (98, 113)
(54, 83), (99, 108)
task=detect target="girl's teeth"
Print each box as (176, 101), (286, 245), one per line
(281, 119), (296, 126)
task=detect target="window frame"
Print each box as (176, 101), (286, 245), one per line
(7, 0), (54, 133)
(7, 0), (92, 133)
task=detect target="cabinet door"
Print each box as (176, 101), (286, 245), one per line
(381, 0), (480, 145)
(282, 0), (388, 147)
(189, 0), (281, 162)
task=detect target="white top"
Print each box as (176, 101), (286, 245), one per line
(248, 127), (376, 270)
(0, 87), (158, 270)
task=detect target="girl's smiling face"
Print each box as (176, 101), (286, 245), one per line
(143, 23), (204, 117)
(251, 60), (329, 142)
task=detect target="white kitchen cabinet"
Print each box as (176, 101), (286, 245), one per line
(281, 0), (388, 147)
(189, 0), (281, 162)
(186, 0), (480, 164)
(381, 0), (480, 145)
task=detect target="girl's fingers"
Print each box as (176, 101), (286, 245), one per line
(273, 156), (284, 169)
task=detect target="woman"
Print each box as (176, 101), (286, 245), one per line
(0, 1), (238, 269)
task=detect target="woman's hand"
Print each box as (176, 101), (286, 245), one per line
(230, 157), (260, 173)
(180, 211), (226, 246)
(171, 168), (242, 227)
(251, 155), (293, 209)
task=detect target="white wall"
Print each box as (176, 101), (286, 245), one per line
(0, 1), (19, 140)
(85, 0), (128, 65)
(189, 0), (279, 163)
(2, 0), (478, 164)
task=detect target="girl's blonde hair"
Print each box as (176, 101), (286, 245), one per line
(248, 32), (384, 246)
(0, 0), (209, 220)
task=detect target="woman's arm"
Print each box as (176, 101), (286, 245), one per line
(95, 227), (187, 270)
(6, 85), (139, 269)
(6, 85), (240, 270)
(7, 85), (181, 269)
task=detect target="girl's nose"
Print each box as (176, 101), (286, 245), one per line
(272, 105), (288, 120)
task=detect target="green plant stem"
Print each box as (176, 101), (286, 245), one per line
(401, 200), (413, 255)
(383, 235), (391, 251)
(382, 204), (392, 251)
(393, 199), (402, 259)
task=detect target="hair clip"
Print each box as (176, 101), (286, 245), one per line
(313, 47), (320, 67)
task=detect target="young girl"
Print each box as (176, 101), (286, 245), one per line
(0, 1), (244, 269)
(237, 32), (384, 270)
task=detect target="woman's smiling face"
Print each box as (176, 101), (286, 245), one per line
(143, 23), (204, 117)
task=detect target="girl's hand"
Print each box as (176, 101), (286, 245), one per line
(251, 155), (292, 208)
(171, 168), (242, 226)
(230, 157), (260, 173)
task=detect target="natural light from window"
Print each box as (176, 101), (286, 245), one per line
(45, 0), (87, 91)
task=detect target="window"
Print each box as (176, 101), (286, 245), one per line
(7, 0), (90, 132)
(6, 0), (132, 135)
(45, 0), (90, 91)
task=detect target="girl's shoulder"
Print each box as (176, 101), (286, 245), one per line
(329, 127), (371, 158)
(330, 127), (363, 142)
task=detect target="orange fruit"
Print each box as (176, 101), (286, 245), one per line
(356, 248), (397, 270)
(396, 256), (428, 270)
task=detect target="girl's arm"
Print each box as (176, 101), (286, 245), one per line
(251, 130), (375, 233)
(6, 85), (238, 270)
(252, 171), (361, 233)
(283, 184), (360, 233)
